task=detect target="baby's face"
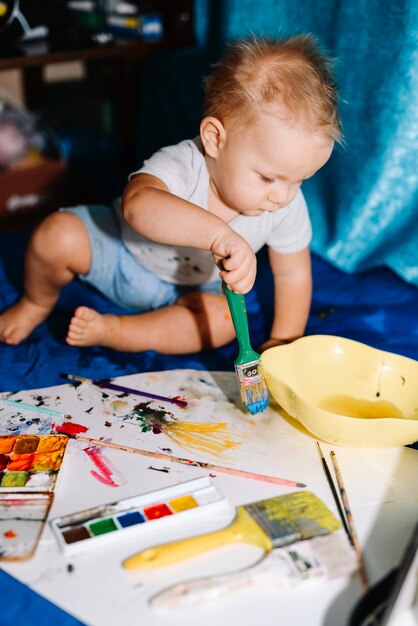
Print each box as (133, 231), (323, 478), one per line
(210, 111), (333, 216)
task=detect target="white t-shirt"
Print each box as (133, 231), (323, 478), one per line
(118, 137), (312, 286)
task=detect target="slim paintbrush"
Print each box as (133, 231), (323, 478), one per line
(330, 450), (368, 590)
(315, 441), (352, 544)
(223, 284), (269, 415)
(61, 374), (187, 408)
(0, 397), (70, 419)
(62, 432), (305, 488)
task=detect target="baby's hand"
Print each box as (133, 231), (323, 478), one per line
(211, 229), (256, 294)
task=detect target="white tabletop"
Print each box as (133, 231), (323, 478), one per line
(1, 370), (417, 626)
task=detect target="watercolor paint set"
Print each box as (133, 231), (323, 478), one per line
(0, 434), (69, 561)
(50, 477), (233, 555)
(0, 434), (68, 491)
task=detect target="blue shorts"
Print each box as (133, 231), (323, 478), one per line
(61, 205), (223, 312)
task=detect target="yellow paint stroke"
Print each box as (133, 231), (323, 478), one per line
(160, 420), (241, 456)
(122, 402), (243, 457)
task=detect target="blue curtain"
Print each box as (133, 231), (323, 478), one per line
(137, 0), (418, 286)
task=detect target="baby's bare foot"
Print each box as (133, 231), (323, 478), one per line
(0, 297), (51, 345)
(66, 306), (119, 347)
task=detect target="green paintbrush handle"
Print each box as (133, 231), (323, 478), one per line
(223, 283), (260, 365)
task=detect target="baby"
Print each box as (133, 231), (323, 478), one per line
(0, 34), (341, 354)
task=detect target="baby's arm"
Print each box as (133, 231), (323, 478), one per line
(260, 246), (312, 352)
(122, 173), (256, 293)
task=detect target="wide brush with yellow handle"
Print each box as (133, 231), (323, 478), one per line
(123, 494), (305, 570)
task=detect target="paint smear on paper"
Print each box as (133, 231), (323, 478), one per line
(109, 400), (130, 415)
(119, 402), (240, 456)
(83, 446), (126, 488)
(0, 411), (51, 435)
(53, 422), (89, 435)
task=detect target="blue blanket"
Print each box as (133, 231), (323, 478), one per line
(2, 229), (418, 394)
(1, 228), (418, 625)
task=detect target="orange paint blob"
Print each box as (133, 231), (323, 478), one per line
(0, 437), (16, 454)
(7, 453), (34, 471)
(32, 450), (64, 471)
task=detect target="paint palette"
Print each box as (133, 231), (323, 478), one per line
(0, 434), (68, 491)
(0, 493), (53, 560)
(0, 434), (69, 560)
(50, 477), (233, 555)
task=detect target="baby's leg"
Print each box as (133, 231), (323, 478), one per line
(66, 292), (235, 353)
(0, 211), (91, 345)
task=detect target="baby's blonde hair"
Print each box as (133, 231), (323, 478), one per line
(203, 34), (342, 143)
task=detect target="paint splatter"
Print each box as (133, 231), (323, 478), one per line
(122, 402), (240, 456)
(0, 412), (51, 435)
(4, 530), (17, 538)
(110, 400), (130, 414)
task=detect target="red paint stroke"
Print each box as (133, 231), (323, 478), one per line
(83, 445), (125, 488)
(53, 422), (89, 435)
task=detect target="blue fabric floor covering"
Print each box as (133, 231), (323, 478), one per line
(0, 227), (417, 625)
(1, 228), (418, 395)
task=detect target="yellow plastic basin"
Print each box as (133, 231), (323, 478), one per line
(260, 335), (418, 447)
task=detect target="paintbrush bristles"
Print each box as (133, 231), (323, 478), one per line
(239, 379), (269, 415)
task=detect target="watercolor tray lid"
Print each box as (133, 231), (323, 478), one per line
(50, 476), (235, 555)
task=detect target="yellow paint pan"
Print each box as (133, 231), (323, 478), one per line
(260, 335), (418, 447)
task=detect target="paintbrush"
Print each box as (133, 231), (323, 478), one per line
(0, 397), (70, 419)
(123, 490), (340, 569)
(61, 374), (187, 408)
(223, 283), (269, 415)
(330, 450), (368, 590)
(63, 432), (306, 488)
(315, 441), (352, 545)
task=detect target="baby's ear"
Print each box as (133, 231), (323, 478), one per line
(200, 116), (226, 157)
